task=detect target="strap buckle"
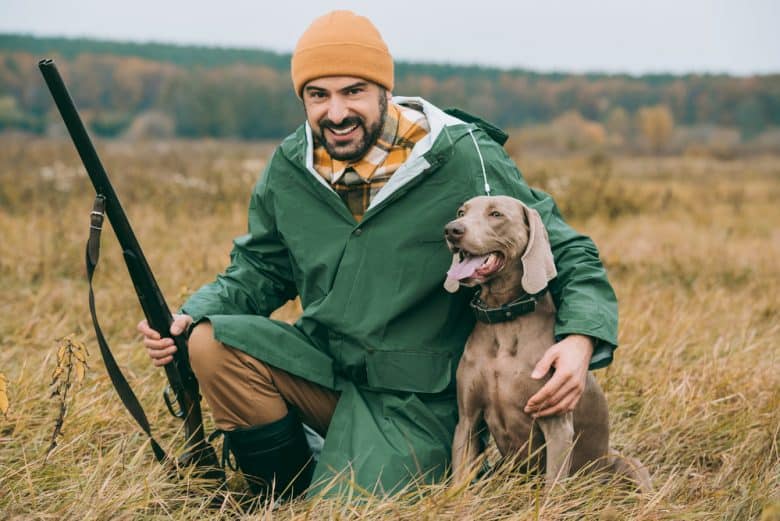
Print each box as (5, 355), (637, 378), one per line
(90, 196), (106, 230)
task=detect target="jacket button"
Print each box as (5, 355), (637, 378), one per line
(353, 228), (362, 236)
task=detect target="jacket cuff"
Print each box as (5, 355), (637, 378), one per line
(554, 328), (616, 371)
(588, 339), (614, 370)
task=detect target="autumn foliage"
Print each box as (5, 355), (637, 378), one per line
(1, 34), (779, 142)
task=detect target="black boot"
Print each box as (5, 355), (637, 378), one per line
(223, 412), (315, 500)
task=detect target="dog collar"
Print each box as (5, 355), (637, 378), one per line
(470, 289), (547, 324)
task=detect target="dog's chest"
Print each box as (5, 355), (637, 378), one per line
(464, 312), (554, 364)
(466, 326), (531, 366)
(461, 324), (546, 396)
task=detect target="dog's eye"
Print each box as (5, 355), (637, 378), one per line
(457, 209), (465, 217)
(489, 211), (503, 217)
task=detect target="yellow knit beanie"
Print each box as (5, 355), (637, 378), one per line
(291, 10), (394, 97)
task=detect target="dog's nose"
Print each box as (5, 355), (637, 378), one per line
(445, 221), (466, 240)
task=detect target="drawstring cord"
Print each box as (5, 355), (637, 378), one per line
(468, 129), (491, 195)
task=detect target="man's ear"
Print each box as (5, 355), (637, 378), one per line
(520, 204), (557, 294)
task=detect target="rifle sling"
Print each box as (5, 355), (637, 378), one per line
(86, 195), (168, 464)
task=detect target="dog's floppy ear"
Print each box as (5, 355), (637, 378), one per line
(520, 204), (557, 294)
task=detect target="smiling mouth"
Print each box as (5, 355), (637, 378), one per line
(447, 248), (505, 281)
(328, 124), (358, 136)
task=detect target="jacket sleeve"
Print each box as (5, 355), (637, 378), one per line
(181, 159), (297, 324)
(471, 131), (618, 369)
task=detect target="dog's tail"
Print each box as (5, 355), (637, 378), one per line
(607, 449), (654, 493)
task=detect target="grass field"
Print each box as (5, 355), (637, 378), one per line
(0, 136), (778, 520)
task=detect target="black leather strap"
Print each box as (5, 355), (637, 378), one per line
(470, 289), (547, 324)
(86, 195), (168, 463)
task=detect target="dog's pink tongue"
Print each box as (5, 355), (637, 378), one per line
(447, 254), (488, 280)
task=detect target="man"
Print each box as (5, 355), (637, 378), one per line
(139, 10), (617, 499)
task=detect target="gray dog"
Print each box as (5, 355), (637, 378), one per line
(445, 195), (651, 490)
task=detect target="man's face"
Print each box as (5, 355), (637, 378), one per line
(302, 76), (390, 162)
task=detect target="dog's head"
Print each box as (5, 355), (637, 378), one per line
(443, 195), (556, 295)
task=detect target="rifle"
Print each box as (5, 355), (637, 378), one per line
(38, 59), (222, 479)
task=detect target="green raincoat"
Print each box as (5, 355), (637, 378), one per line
(182, 97), (618, 496)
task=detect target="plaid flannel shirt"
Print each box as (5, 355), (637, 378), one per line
(313, 102), (430, 221)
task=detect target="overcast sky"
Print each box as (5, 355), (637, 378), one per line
(1, 0), (778, 75)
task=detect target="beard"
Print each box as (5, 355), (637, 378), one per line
(312, 90), (388, 162)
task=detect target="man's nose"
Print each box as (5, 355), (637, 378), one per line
(326, 96), (348, 124)
(444, 221), (466, 240)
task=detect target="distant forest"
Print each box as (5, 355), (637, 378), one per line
(1, 34), (778, 141)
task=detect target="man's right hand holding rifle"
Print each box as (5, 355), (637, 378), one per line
(140, 315), (192, 367)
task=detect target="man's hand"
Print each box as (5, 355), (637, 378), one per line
(524, 334), (593, 418)
(137, 314), (193, 367)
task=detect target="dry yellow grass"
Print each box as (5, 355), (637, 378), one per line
(0, 136), (778, 520)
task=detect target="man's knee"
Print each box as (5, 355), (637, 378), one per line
(186, 320), (291, 429)
(188, 321), (275, 389)
(188, 321), (224, 385)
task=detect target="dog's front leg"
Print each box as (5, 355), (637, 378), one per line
(452, 369), (483, 486)
(452, 417), (481, 485)
(537, 411), (575, 487)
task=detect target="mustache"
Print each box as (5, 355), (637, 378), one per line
(319, 116), (364, 131)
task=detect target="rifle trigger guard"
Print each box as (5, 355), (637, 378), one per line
(163, 385), (185, 418)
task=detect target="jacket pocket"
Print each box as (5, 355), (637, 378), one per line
(365, 350), (453, 394)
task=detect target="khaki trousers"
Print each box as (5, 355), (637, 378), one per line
(188, 322), (339, 435)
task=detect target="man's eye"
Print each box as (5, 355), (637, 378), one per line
(347, 88), (363, 95)
(489, 211), (503, 217)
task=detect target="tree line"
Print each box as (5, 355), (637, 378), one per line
(0, 34), (778, 140)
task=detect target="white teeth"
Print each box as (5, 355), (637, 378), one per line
(331, 125), (357, 135)
(481, 253), (498, 267)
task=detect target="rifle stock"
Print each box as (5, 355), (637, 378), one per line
(38, 59), (221, 478)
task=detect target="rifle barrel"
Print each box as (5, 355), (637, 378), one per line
(38, 59), (217, 473)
